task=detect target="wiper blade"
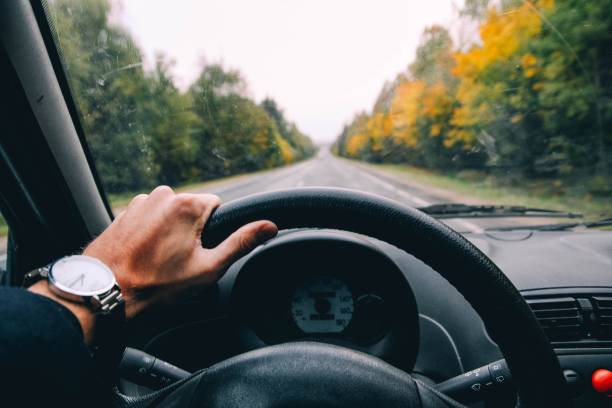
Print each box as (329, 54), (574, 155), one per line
(418, 203), (583, 219)
(487, 217), (612, 232)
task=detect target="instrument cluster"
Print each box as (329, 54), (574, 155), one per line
(231, 231), (420, 368)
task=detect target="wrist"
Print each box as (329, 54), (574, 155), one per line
(28, 280), (96, 343)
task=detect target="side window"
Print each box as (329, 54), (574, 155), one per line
(0, 212), (7, 280)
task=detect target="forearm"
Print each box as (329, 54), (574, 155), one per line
(0, 287), (106, 407)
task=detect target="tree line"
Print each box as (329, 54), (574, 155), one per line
(48, 0), (316, 193)
(333, 0), (611, 193)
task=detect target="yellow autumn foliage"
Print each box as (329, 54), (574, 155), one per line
(430, 123), (442, 137)
(275, 134), (294, 163)
(346, 133), (370, 157)
(390, 80), (425, 147)
(366, 112), (393, 153)
(521, 53), (538, 67)
(450, 0), (553, 148)
(453, 1), (552, 80)
(337, 0), (564, 165)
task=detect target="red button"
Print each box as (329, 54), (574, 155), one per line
(592, 369), (612, 396)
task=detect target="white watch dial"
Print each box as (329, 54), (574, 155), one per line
(50, 255), (116, 296)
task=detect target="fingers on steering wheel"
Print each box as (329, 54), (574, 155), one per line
(173, 193), (221, 232)
(202, 220), (278, 280)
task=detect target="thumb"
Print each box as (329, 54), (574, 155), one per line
(205, 220), (278, 273)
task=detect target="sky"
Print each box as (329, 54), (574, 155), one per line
(114, 0), (463, 143)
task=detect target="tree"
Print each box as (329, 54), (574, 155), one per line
(451, 0), (554, 176)
(142, 57), (199, 185)
(49, 0), (157, 192)
(261, 98), (316, 160)
(410, 25), (456, 88)
(47, 0), (315, 193)
(528, 0), (612, 177)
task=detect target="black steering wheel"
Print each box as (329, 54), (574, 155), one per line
(150, 187), (570, 407)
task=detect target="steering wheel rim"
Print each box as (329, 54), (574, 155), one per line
(201, 187), (570, 407)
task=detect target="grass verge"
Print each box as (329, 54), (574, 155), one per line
(0, 219), (7, 237)
(371, 163), (611, 220)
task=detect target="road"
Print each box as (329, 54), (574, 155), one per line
(195, 149), (530, 233)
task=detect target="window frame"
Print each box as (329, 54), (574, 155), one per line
(0, 0), (112, 283)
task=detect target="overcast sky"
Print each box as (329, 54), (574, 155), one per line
(115, 0), (463, 142)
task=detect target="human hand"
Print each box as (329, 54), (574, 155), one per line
(84, 186), (277, 319)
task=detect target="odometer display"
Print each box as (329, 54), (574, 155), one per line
(291, 276), (354, 333)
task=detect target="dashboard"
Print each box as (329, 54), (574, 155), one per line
(126, 228), (612, 407)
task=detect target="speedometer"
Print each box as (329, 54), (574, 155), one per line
(291, 276), (354, 333)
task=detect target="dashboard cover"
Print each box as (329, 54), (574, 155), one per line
(468, 230), (612, 291)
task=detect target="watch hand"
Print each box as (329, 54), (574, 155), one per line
(68, 274), (85, 288)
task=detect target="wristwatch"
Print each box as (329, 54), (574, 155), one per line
(24, 255), (126, 379)
(24, 255), (124, 314)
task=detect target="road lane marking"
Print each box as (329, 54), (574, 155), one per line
(345, 162), (484, 233)
(352, 166), (430, 206)
(207, 160), (313, 197)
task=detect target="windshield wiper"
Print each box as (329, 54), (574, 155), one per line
(418, 203), (583, 219)
(486, 217), (612, 232)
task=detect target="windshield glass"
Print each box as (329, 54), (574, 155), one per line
(43, 0), (611, 232)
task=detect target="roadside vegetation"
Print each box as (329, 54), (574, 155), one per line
(333, 0), (611, 215)
(0, 216), (7, 237)
(365, 163), (611, 219)
(47, 0), (316, 195)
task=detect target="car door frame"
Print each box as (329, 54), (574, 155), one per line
(0, 0), (111, 284)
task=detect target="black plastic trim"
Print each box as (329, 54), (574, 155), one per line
(29, 0), (113, 217)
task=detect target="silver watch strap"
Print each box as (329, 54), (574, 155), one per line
(94, 286), (124, 314)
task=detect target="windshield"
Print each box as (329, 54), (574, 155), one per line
(43, 0), (611, 232)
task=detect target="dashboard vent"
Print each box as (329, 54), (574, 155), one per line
(526, 297), (582, 342)
(592, 297), (612, 339)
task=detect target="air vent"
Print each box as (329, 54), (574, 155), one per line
(526, 297), (583, 342)
(592, 297), (612, 339)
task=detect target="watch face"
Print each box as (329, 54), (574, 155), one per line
(49, 255), (116, 296)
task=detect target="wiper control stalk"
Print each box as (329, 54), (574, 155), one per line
(119, 347), (191, 390)
(436, 359), (513, 402)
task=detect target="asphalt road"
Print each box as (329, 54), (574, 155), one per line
(196, 149), (529, 234)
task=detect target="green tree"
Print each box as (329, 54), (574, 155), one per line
(261, 98), (316, 160)
(47, 0), (315, 194)
(49, 0), (157, 192)
(189, 65), (288, 177)
(528, 0), (612, 178)
(142, 57), (200, 185)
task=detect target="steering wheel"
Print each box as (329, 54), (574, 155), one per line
(149, 187), (570, 407)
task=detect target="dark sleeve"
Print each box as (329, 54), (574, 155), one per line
(0, 287), (107, 408)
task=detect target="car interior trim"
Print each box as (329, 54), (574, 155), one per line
(0, 0), (110, 237)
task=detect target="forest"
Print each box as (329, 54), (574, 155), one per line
(46, 0), (316, 194)
(333, 0), (611, 196)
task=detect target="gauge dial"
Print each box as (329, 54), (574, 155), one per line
(352, 294), (387, 341)
(291, 276), (354, 333)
